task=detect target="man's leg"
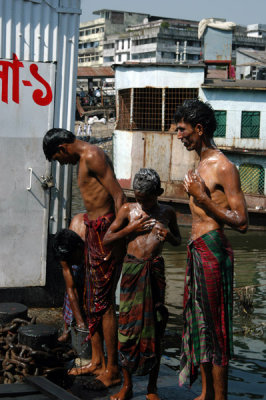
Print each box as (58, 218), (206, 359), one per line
(68, 329), (106, 376)
(110, 368), (133, 400)
(146, 360), (161, 400)
(95, 303), (121, 387)
(212, 365), (228, 400)
(194, 363), (214, 400)
(58, 322), (70, 342)
(146, 308), (168, 400)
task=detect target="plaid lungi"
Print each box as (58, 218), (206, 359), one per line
(179, 229), (234, 386)
(63, 264), (85, 326)
(84, 212), (121, 338)
(118, 254), (168, 376)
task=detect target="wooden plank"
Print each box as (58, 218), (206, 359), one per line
(26, 376), (80, 400)
(0, 384), (38, 395)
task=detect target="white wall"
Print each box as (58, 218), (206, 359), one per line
(115, 65), (205, 90)
(200, 88), (266, 149)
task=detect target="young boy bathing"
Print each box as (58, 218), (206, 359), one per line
(53, 216), (86, 342)
(103, 168), (181, 400)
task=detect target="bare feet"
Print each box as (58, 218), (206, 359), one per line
(57, 330), (70, 343)
(90, 368), (121, 389)
(146, 393), (160, 400)
(110, 385), (133, 400)
(68, 362), (104, 376)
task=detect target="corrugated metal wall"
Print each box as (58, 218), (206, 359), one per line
(0, 0), (81, 233)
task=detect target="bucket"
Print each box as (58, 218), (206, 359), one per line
(71, 326), (91, 359)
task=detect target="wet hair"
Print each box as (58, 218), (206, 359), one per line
(43, 128), (76, 161)
(133, 168), (164, 196)
(174, 99), (217, 138)
(53, 229), (84, 262)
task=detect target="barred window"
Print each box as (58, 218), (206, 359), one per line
(239, 163), (265, 195)
(241, 111), (260, 138)
(116, 89), (131, 130)
(133, 88), (162, 131)
(214, 111), (226, 137)
(117, 88), (198, 131)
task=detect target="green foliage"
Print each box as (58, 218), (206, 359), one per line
(161, 21), (170, 30)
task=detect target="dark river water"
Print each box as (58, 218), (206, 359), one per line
(162, 227), (266, 399)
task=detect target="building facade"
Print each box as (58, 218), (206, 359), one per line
(78, 9), (266, 68)
(113, 63), (266, 227)
(236, 48), (266, 80)
(78, 9), (148, 66)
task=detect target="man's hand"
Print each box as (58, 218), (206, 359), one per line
(76, 321), (86, 329)
(154, 226), (168, 242)
(128, 214), (156, 233)
(183, 170), (209, 203)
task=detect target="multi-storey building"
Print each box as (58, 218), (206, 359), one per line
(78, 9), (266, 68)
(104, 18), (201, 65)
(78, 9), (149, 66)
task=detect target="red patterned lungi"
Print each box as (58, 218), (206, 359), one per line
(83, 212), (120, 338)
(179, 229), (234, 386)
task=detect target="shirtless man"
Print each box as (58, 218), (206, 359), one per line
(43, 128), (126, 389)
(53, 213), (86, 343)
(174, 99), (248, 400)
(103, 168), (181, 400)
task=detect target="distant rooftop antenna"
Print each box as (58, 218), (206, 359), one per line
(183, 41), (187, 63)
(175, 41), (180, 62)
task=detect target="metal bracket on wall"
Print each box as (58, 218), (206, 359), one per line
(40, 175), (54, 190)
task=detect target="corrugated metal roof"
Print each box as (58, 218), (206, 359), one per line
(202, 79), (266, 90)
(0, 0), (81, 233)
(237, 48), (266, 64)
(93, 9), (149, 16)
(77, 66), (115, 77)
(113, 62), (205, 69)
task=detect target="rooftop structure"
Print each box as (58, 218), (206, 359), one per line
(113, 62), (266, 228)
(236, 48), (266, 80)
(78, 9), (266, 69)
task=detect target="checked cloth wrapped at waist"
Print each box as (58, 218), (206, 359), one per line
(83, 212), (120, 339)
(118, 254), (168, 376)
(179, 229), (234, 386)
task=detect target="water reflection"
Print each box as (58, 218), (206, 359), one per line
(162, 226), (266, 399)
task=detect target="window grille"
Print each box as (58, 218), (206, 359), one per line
(239, 163), (265, 195)
(214, 111), (226, 137)
(117, 88), (198, 131)
(116, 89), (131, 130)
(133, 88), (162, 131)
(165, 88), (198, 131)
(241, 111), (260, 138)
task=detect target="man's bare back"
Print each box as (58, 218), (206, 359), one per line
(77, 144), (115, 218)
(47, 137), (125, 219)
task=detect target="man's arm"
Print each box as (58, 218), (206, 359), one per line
(61, 261), (85, 329)
(167, 207), (182, 245)
(86, 146), (126, 213)
(103, 204), (155, 246)
(184, 163), (248, 232)
(154, 207), (182, 246)
(103, 204), (130, 246)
